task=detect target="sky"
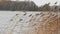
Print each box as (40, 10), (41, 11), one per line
(31, 0), (60, 6)
(10, 0), (60, 7)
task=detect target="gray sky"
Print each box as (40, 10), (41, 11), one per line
(31, 0), (60, 6)
(12, 0), (60, 6)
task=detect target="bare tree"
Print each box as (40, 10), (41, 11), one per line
(55, 2), (57, 4)
(42, 3), (50, 11)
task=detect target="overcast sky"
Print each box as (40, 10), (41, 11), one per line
(13, 0), (60, 7)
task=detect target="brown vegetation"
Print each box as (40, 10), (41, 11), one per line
(28, 12), (59, 34)
(42, 3), (50, 11)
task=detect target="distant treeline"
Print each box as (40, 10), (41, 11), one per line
(0, 1), (60, 11)
(0, 1), (38, 11)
